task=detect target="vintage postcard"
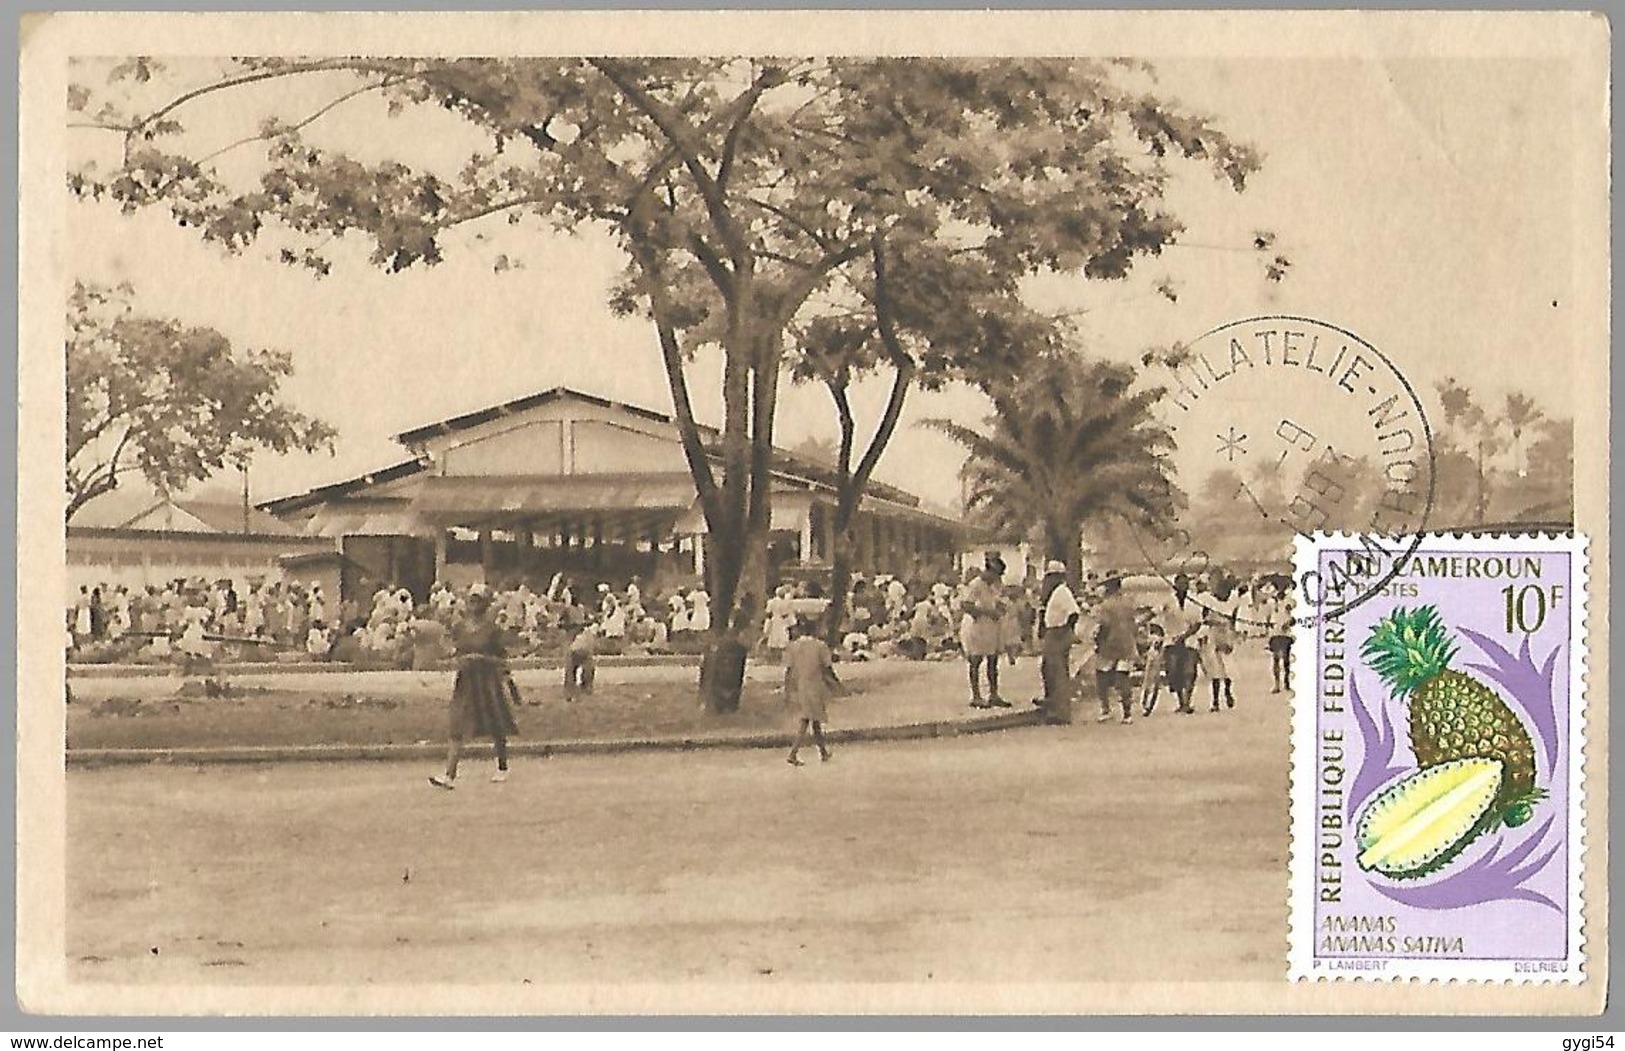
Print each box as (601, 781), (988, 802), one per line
(15, 11), (1610, 1016)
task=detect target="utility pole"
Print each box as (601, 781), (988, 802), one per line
(241, 464), (251, 535)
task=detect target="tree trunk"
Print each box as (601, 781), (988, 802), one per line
(1065, 542), (1085, 592)
(823, 519), (858, 647)
(700, 322), (778, 713)
(699, 521), (746, 713)
(1048, 520), (1083, 589)
(817, 350), (912, 650)
(699, 514), (771, 712)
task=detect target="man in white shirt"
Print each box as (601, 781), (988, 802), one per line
(1037, 560), (1081, 723)
(1155, 573), (1203, 714)
(886, 576), (908, 614)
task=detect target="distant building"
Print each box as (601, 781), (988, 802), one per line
(259, 387), (965, 602)
(66, 494), (333, 596)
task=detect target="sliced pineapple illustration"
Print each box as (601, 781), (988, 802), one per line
(1355, 757), (1504, 878)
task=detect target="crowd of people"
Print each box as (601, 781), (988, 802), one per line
(1027, 564), (1299, 727)
(64, 574), (719, 668)
(65, 563), (1299, 719)
(66, 578), (336, 663)
(67, 561), (1299, 786)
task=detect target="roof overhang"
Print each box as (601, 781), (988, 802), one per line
(411, 474), (698, 522)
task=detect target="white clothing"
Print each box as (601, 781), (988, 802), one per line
(688, 593), (712, 633)
(178, 620), (210, 657)
(1043, 582), (1081, 629)
(886, 579), (908, 611)
(764, 595), (795, 649)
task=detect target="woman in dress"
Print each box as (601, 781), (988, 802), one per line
(763, 584), (795, 657)
(308, 583), (328, 627)
(429, 590), (520, 789)
(242, 585), (265, 640)
(959, 560), (1009, 708)
(668, 590), (690, 638)
(71, 587), (92, 644)
(1199, 578), (1241, 712)
(1001, 582), (1032, 663)
(1155, 573), (1203, 715)
(688, 590), (712, 634)
(783, 617), (838, 766)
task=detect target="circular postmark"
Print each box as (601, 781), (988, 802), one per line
(1127, 315), (1436, 625)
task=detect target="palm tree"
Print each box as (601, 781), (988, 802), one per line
(1436, 378), (1511, 523)
(1503, 390), (1544, 479)
(929, 354), (1181, 584)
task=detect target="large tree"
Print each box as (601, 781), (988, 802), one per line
(65, 280), (335, 523)
(928, 352), (1180, 584)
(70, 56), (1264, 706)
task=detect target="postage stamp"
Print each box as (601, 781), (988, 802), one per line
(1289, 532), (1588, 981)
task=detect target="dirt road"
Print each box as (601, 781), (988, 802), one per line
(66, 651), (1290, 988)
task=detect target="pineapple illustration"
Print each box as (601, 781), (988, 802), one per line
(1361, 605), (1544, 830)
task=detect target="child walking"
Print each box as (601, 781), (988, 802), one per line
(1266, 585), (1296, 694)
(1200, 580), (1241, 712)
(564, 618), (599, 699)
(784, 617), (837, 766)
(429, 590), (520, 789)
(1092, 575), (1139, 724)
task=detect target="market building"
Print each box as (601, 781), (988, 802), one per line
(259, 387), (965, 603)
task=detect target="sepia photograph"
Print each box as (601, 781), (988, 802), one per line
(15, 11), (1610, 1016)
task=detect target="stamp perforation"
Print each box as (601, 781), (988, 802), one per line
(1288, 530), (1589, 983)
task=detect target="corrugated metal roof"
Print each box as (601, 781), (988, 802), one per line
(391, 387), (920, 506)
(257, 459), (428, 516)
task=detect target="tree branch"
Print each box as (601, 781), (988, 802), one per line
(741, 195), (840, 253)
(852, 238), (917, 496)
(829, 381), (857, 518)
(194, 78), (396, 168)
(67, 426), (135, 522)
(716, 62), (787, 193)
(66, 409), (119, 463)
(588, 58), (752, 272)
(94, 59), (402, 139)
(434, 193), (551, 233)
(628, 231), (724, 531)
(775, 242), (868, 326)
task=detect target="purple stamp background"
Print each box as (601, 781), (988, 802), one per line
(1312, 545), (1571, 962)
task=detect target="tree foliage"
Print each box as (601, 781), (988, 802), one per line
(65, 280), (336, 522)
(71, 56), (1276, 701)
(928, 352), (1181, 583)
